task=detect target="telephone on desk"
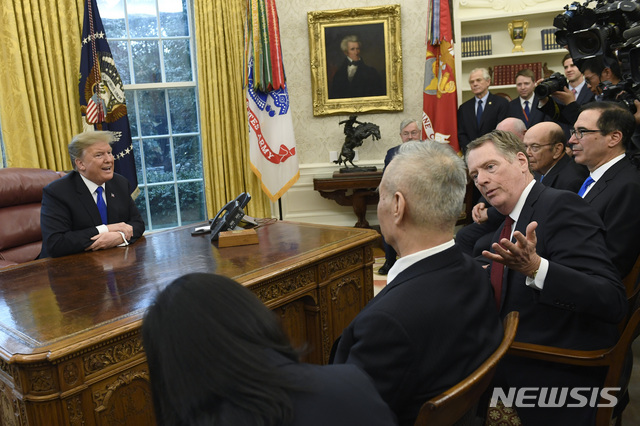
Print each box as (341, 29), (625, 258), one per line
(192, 192), (254, 240)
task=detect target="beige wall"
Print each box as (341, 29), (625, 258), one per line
(278, 0), (428, 165)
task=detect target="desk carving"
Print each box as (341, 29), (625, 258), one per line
(0, 221), (377, 426)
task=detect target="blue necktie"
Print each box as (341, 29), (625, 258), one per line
(476, 99), (484, 127)
(523, 100), (530, 122)
(96, 186), (107, 224)
(578, 176), (595, 197)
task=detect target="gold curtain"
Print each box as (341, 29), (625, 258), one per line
(194, 0), (270, 219)
(0, 0), (83, 170)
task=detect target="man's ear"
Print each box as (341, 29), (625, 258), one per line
(552, 143), (564, 159)
(75, 157), (84, 171)
(607, 130), (624, 149)
(393, 191), (406, 225)
(516, 151), (529, 170)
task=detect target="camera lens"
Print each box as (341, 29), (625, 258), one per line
(575, 31), (602, 55)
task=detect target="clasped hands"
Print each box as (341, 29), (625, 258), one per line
(482, 221), (542, 278)
(86, 222), (134, 251)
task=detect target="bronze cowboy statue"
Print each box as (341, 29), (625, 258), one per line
(335, 115), (381, 171)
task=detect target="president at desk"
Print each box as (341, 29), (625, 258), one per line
(40, 131), (144, 258)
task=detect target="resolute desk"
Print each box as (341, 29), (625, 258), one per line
(0, 221), (378, 426)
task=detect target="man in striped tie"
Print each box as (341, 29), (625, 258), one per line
(40, 131), (145, 258)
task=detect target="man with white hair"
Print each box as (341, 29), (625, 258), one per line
(332, 141), (502, 426)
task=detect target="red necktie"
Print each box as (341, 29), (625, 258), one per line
(490, 216), (514, 308)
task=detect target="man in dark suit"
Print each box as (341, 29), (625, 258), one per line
(570, 102), (640, 278)
(378, 119), (421, 275)
(329, 35), (385, 99)
(465, 130), (626, 425)
(457, 67), (509, 153)
(40, 131), (145, 258)
(332, 141), (502, 426)
(507, 69), (550, 128)
(524, 121), (588, 191)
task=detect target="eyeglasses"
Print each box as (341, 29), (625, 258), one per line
(524, 143), (553, 153)
(401, 130), (421, 137)
(570, 128), (602, 139)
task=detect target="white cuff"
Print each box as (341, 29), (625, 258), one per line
(525, 258), (549, 290)
(96, 224), (109, 234)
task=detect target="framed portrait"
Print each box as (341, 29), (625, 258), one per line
(307, 5), (403, 116)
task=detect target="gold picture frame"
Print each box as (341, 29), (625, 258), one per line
(307, 4), (403, 116)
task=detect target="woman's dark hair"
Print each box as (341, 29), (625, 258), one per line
(142, 273), (299, 426)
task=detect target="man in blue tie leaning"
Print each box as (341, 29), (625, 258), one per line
(40, 131), (144, 258)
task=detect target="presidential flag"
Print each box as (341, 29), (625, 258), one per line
(422, 0), (460, 152)
(245, 0), (299, 202)
(79, 0), (139, 197)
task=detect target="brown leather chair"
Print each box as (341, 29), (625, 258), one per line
(413, 311), (519, 426)
(0, 168), (63, 268)
(507, 259), (640, 426)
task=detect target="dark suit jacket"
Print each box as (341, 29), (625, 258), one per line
(40, 171), (145, 258)
(507, 95), (550, 128)
(490, 182), (626, 425)
(217, 350), (398, 425)
(333, 245), (502, 426)
(329, 58), (385, 99)
(457, 93), (509, 152)
(383, 145), (400, 170)
(536, 154), (589, 192)
(583, 156), (640, 277)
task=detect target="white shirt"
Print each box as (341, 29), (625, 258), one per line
(570, 79), (586, 100)
(519, 95), (534, 110)
(581, 153), (625, 197)
(79, 173), (128, 245)
(386, 240), (455, 285)
(503, 180), (550, 290)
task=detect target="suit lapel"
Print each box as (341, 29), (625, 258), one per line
(583, 158), (628, 203)
(72, 171), (103, 225)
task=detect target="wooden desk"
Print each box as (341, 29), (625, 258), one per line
(313, 170), (382, 228)
(0, 221), (378, 426)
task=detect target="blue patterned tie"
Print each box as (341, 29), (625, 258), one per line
(96, 186), (107, 224)
(476, 99), (484, 127)
(523, 100), (530, 122)
(578, 176), (595, 197)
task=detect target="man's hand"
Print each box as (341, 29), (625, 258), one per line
(86, 232), (126, 251)
(106, 222), (133, 241)
(551, 87), (575, 105)
(482, 221), (541, 277)
(472, 202), (489, 224)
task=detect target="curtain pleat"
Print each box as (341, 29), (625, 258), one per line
(0, 0), (83, 170)
(194, 0), (270, 219)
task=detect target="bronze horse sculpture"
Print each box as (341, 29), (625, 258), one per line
(334, 116), (381, 168)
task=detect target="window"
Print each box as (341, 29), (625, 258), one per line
(98, 0), (205, 231)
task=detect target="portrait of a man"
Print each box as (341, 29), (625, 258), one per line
(325, 25), (387, 100)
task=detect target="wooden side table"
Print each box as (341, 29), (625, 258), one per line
(313, 170), (382, 228)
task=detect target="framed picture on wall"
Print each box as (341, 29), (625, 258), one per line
(307, 4), (403, 116)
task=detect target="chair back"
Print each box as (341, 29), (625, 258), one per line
(0, 168), (62, 267)
(414, 311), (519, 426)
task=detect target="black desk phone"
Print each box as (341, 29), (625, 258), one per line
(210, 192), (251, 241)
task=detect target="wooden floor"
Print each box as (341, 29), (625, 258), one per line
(372, 248), (640, 423)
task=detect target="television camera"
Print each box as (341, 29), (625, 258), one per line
(547, 0), (640, 111)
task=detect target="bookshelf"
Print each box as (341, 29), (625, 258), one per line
(454, 1), (569, 103)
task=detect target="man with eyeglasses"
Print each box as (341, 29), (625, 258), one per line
(524, 122), (587, 192)
(378, 119), (422, 275)
(569, 102), (640, 278)
(465, 129), (625, 426)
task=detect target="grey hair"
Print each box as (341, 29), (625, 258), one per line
(384, 141), (467, 230)
(469, 67), (491, 81)
(496, 117), (527, 141)
(465, 130), (527, 165)
(68, 131), (115, 170)
(399, 119), (419, 134)
(340, 35), (360, 53)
